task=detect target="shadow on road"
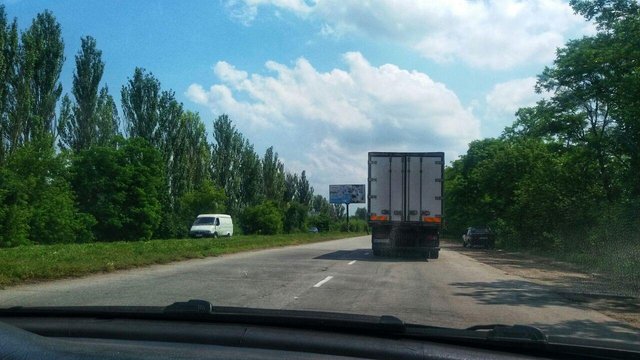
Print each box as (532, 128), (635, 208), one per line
(451, 280), (572, 307)
(314, 249), (429, 263)
(450, 279), (640, 315)
(534, 319), (640, 347)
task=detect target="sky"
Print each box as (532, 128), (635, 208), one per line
(2, 0), (593, 197)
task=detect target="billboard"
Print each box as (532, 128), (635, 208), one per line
(329, 184), (365, 204)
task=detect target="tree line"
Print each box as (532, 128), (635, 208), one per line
(445, 0), (640, 254)
(0, 7), (350, 247)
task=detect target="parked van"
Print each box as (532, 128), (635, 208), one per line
(189, 214), (233, 238)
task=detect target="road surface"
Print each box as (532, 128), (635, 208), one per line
(1, 235), (637, 345)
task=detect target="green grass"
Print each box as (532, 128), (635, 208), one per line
(0, 232), (367, 288)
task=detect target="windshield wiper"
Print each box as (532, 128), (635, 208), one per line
(2, 300), (637, 359)
(466, 324), (548, 343)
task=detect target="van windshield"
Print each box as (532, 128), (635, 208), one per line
(193, 217), (216, 225)
(470, 228), (490, 234)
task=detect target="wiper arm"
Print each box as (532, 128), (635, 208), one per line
(163, 299), (407, 334)
(467, 324), (548, 343)
(467, 324), (549, 344)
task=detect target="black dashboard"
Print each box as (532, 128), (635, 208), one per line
(1, 316), (548, 360)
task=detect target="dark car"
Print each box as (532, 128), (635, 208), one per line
(462, 227), (494, 249)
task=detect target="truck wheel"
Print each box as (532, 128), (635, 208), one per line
(372, 248), (381, 256)
(429, 250), (439, 259)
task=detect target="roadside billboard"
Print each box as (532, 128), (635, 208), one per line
(329, 184), (365, 204)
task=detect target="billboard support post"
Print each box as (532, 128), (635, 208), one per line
(346, 203), (349, 232)
(329, 184), (365, 233)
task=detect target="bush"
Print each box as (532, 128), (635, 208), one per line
(283, 202), (308, 233)
(307, 213), (331, 232)
(0, 141), (95, 247)
(72, 138), (164, 241)
(240, 201), (283, 235)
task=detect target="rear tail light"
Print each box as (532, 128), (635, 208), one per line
(370, 215), (389, 221)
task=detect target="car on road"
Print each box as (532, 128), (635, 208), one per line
(189, 214), (233, 238)
(308, 226), (319, 233)
(463, 227), (494, 249)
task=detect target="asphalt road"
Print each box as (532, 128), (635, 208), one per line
(1, 235), (638, 345)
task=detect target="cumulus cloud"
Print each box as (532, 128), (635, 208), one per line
(225, 0), (589, 70)
(485, 77), (544, 116)
(187, 52), (479, 194)
(480, 76), (551, 134)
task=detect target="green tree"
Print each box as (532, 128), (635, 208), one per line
(72, 138), (164, 241)
(354, 207), (367, 220)
(239, 201), (283, 235)
(238, 139), (262, 207)
(295, 170), (313, 207)
(211, 114), (243, 214)
(284, 201), (308, 233)
(94, 86), (120, 146)
(0, 138), (94, 247)
(58, 36), (117, 151)
(121, 67), (161, 143)
(17, 10), (64, 144)
(0, 7), (19, 162)
(262, 146), (285, 203)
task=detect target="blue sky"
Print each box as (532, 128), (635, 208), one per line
(2, 0), (592, 196)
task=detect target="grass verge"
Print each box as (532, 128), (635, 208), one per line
(0, 232), (367, 288)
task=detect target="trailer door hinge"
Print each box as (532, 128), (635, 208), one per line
(435, 178), (442, 182)
(435, 196), (442, 201)
(369, 195), (377, 199)
(368, 178), (377, 182)
(368, 160), (378, 165)
(435, 160), (443, 165)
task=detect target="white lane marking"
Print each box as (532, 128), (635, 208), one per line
(313, 276), (333, 288)
(348, 260), (357, 265)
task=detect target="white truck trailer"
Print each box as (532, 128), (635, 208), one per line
(368, 152), (444, 259)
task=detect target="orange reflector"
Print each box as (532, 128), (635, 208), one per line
(370, 215), (389, 221)
(422, 216), (442, 223)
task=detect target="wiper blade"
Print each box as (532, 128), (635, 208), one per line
(164, 299), (407, 334)
(467, 324), (548, 343)
(2, 299), (407, 335)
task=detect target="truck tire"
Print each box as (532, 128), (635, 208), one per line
(372, 247), (382, 256)
(428, 250), (439, 259)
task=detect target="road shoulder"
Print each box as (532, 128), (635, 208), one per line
(443, 240), (640, 328)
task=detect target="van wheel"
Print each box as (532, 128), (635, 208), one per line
(227, 233), (231, 237)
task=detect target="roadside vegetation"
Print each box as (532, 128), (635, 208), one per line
(0, 231), (367, 288)
(444, 1), (640, 283)
(0, 6), (365, 248)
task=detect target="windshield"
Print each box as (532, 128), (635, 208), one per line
(193, 217), (216, 226)
(0, 0), (638, 351)
(470, 229), (490, 234)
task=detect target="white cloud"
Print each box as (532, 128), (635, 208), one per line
(226, 0), (589, 70)
(187, 52), (479, 194)
(479, 76), (552, 135)
(485, 77), (543, 116)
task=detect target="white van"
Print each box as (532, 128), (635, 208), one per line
(189, 214), (233, 238)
